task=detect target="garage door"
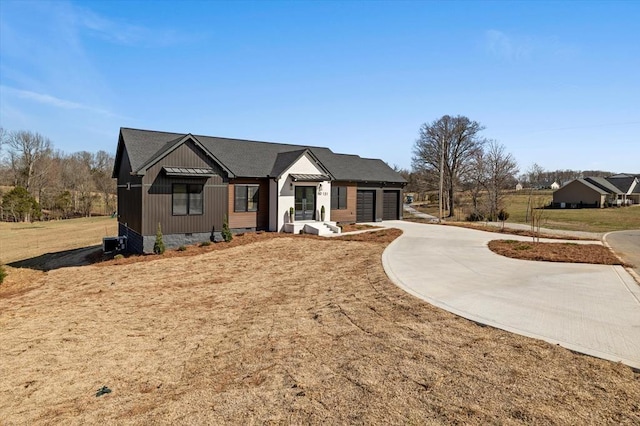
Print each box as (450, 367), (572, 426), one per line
(383, 191), (399, 220)
(356, 190), (375, 222)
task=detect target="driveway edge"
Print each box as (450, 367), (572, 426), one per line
(382, 226), (640, 371)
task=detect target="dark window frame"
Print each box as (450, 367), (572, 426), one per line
(234, 184), (259, 212)
(172, 183), (204, 216)
(331, 185), (347, 210)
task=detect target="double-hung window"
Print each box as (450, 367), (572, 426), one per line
(331, 186), (347, 210)
(235, 185), (259, 212)
(172, 183), (203, 215)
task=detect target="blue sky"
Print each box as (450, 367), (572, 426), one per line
(1, 0), (638, 174)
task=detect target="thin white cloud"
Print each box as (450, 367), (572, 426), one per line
(0, 85), (127, 119)
(73, 4), (202, 47)
(485, 29), (532, 61)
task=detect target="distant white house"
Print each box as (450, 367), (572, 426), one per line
(550, 181), (560, 190)
(515, 183), (523, 191)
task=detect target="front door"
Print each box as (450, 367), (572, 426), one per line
(295, 186), (315, 220)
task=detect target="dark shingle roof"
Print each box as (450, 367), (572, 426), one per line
(584, 177), (623, 194)
(605, 176), (636, 194)
(115, 128), (405, 184)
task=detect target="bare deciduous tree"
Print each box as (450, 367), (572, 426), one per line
(6, 130), (52, 193)
(482, 140), (519, 220)
(92, 150), (116, 214)
(412, 115), (486, 217)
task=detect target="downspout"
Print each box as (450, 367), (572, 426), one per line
(273, 177), (278, 232)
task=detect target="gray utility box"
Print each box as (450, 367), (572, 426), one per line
(103, 236), (127, 253)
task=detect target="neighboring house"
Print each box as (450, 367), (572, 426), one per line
(550, 181), (560, 190)
(552, 175), (639, 208)
(606, 173), (640, 205)
(112, 128), (406, 253)
(515, 183), (523, 191)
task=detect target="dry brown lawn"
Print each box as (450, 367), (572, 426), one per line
(0, 217), (118, 264)
(1, 230), (639, 424)
(489, 240), (624, 265)
(339, 223), (381, 232)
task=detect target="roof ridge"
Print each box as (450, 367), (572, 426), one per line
(121, 127), (331, 150)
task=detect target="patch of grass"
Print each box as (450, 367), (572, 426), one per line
(0, 217), (118, 264)
(176, 245), (187, 252)
(488, 240), (623, 265)
(502, 192), (640, 232)
(415, 191), (640, 232)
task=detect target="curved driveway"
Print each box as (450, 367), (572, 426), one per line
(605, 230), (640, 279)
(382, 221), (640, 369)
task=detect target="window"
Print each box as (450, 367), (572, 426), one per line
(331, 186), (347, 209)
(172, 184), (203, 215)
(235, 185), (259, 212)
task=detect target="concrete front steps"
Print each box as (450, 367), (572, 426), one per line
(283, 221), (341, 236)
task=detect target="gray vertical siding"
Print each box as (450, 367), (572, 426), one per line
(142, 140), (228, 236)
(117, 148), (143, 234)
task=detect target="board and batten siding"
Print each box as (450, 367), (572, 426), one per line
(228, 178), (270, 230)
(117, 146), (143, 234)
(141, 140), (228, 236)
(330, 182), (357, 223)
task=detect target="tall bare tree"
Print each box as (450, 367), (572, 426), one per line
(482, 140), (519, 220)
(91, 150), (116, 214)
(412, 115), (486, 217)
(6, 130), (52, 193)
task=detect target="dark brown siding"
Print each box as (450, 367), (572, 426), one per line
(141, 141), (228, 236)
(330, 182), (357, 223)
(117, 147), (143, 234)
(228, 178), (270, 230)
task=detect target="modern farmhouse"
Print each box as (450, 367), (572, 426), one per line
(112, 128), (405, 253)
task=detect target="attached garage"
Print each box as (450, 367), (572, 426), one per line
(382, 190), (400, 220)
(356, 190), (375, 222)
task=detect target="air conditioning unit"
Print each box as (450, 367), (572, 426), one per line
(103, 236), (127, 253)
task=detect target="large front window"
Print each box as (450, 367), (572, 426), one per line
(331, 186), (347, 210)
(235, 185), (259, 212)
(173, 184), (203, 215)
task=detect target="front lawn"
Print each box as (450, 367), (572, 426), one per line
(1, 231), (638, 423)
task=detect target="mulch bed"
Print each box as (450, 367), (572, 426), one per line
(488, 240), (623, 265)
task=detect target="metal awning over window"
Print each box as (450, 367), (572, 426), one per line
(163, 167), (216, 177)
(289, 173), (329, 182)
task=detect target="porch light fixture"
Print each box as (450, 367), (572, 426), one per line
(318, 183), (323, 192)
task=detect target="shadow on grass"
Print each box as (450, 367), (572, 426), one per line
(8, 245), (104, 272)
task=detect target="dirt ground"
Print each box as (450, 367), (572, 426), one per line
(1, 231), (639, 424)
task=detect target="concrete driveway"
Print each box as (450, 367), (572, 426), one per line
(381, 221), (640, 369)
(605, 230), (640, 280)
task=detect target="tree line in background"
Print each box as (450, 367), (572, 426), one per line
(400, 115), (613, 222)
(0, 128), (116, 222)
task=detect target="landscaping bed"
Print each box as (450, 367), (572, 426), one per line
(488, 240), (623, 265)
